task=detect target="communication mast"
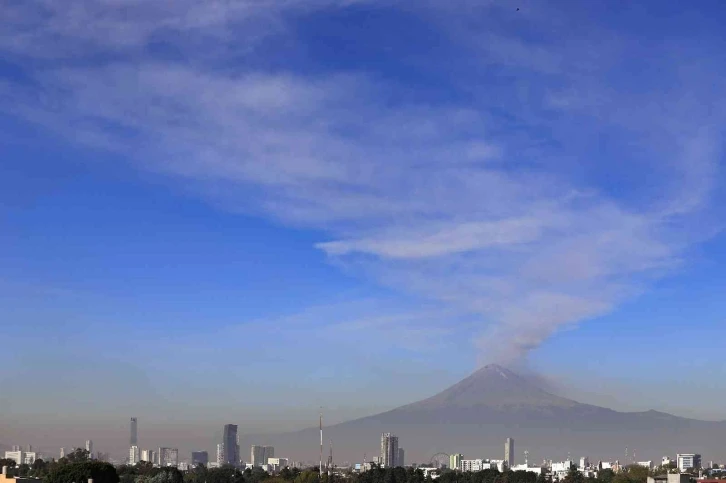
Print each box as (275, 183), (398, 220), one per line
(524, 450), (529, 466)
(319, 411), (323, 480)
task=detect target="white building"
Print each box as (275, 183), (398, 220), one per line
(662, 457), (672, 466)
(217, 444), (225, 467)
(3, 452), (22, 466)
(380, 434), (399, 468)
(677, 454), (701, 472)
(141, 450), (155, 463)
(268, 458), (289, 472)
(552, 461), (574, 480)
(512, 464), (543, 475)
(129, 446), (141, 465)
(450, 454), (463, 471)
(22, 453), (37, 465)
(637, 462), (653, 469)
(580, 458), (590, 470)
(461, 460), (496, 472)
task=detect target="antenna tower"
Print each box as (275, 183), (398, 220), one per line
(524, 450), (529, 466)
(319, 411), (323, 480)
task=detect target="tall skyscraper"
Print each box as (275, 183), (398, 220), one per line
(130, 417), (138, 447)
(192, 451), (209, 466)
(450, 454), (463, 471)
(85, 440), (93, 456)
(505, 438), (514, 468)
(60, 448), (65, 459)
(223, 424), (239, 466)
(251, 446), (265, 466)
(380, 433), (399, 468)
(129, 446), (141, 465)
(397, 448), (405, 467)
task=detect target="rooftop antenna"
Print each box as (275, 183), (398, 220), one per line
(319, 409), (323, 480)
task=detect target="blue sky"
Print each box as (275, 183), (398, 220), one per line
(1, 0), (726, 457)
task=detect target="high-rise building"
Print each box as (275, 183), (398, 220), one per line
(60, 448), (66, 459)
(223, 424), (240, 466)
(397, 448), (405, 467)
(505, 438), (514, 468)
(251, 446), (265, 467)
(11, 446), (20, 452)
(130, 418), (138, 447)
(380, 433), (399, 468)
(677, 454), (701, 472)
(159, 448), (179, 467)
(85, 440), (93, 457)
(192, 451), (209, 466)
(142, 450), (155, 463)
(129, 446), (141, 465)
(217, 444), (225, 466)
(450, 454), (463, 471)
(264, 446), (275, 465)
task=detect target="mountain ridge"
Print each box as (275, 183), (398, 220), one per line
(243, 365), (726, 464)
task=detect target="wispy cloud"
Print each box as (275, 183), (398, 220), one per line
(1, 0), (723, 365)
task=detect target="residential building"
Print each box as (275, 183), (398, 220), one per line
(251, 446), (265, 466)
(223, 424), (240, 466)
(638, 462), (653, 469)
(21, 453), (36, 466)
(59, 448), (65, 459)
(380, 433), (399, 468)
(677, 454), (702, 472)
(130, 446), (141, 465)
(397, 448), (405, 468)
(217, 444), (225, 466)
(2, 453), (22, 466)
(505, 438), (514, 468)
(663, 457), (673, 467)
(158, 448), (179, 467)
(450, 454), (463, 471)
(192, 451), (209, 466)
(10, 447), (20, 453)
(85, 441), (93, 457)
(130, 418), (138, 447)
(580, 458), (590, 470)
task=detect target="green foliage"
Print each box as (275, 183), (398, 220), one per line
(63, 449), (92, 463)
(206, 466), (245, 483)
(597, 469), (615, 483)
(563, 468), (585, 483)
(0, 458), (17, 469)
(46, 460), (120, 483)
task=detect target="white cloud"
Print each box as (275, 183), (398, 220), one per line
(1, 0), (723, 365)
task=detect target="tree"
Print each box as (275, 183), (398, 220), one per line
(63, 449), (92, 463)
(563, 468), (585, 483)
(597, 469), (615, 483)
(149, 467), (184, 483)
(47, 460), (119, 483)
(0, 459), (17, 469)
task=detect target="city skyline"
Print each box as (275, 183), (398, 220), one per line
(3, 0), (726, 454)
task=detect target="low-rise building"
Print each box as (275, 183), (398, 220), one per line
(1, 466), (39, 483)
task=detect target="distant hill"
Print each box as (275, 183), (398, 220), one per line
(244, 365), (726, 464)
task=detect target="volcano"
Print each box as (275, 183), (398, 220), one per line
(246, 365), (725, 464)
